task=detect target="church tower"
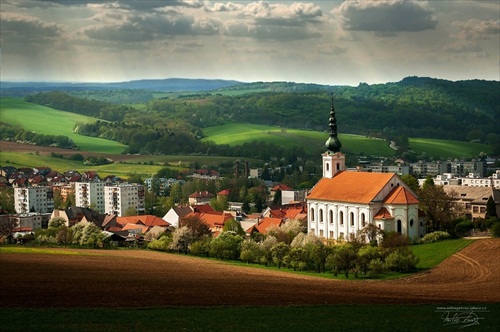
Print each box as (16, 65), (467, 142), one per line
(323, 95), (345, 178)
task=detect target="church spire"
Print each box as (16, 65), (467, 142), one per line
(325, 94), (342, 153)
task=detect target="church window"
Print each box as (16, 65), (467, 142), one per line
(339, 211), (344, 225)
(319, 230), (324, 237)
(326, 163), (330, 172)
(410, 219), (414, 227)
(310, 208), (315, 221)
(319, 209), (324, 223)
(329, 210), (334, 224)
(350, 212), (354, 226)
(336, 163), (340, 170)
(361, 213), (366, 227)
(329, 231), (334, 238)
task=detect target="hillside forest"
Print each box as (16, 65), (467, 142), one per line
(1, 77), (499, 161)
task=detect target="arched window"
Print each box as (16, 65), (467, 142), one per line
(310, 208), (315, 221)
(361, 213), (366, 227)
(319, 209), (324, 223)
(339, 211), (344, 225)
(410, 219), (414, 227)
(397, 219), (402, 233)
(329, 210), (334, 224)
(350, 212), (355, 226)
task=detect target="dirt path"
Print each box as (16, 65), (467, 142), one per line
(0, 238), (499, 308)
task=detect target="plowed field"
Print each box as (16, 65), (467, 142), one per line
(1, 238), (499, 308)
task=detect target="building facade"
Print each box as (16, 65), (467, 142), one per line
(74, 182), (105, 213)
(14, 186), (54, 214)
(104, 184), (145, 217)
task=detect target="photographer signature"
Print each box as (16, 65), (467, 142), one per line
(441, 311), (483, 328)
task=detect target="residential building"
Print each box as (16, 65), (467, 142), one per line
(104, 184), (145, 217)
(14, 186), (54, 214)
(306, 98), (423, 242)
(442, 186), (496, 221)
(188, 191), (214, 205)
(12, 213), (51, 230)
(74, 182), (105, 213)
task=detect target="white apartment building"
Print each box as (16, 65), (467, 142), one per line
(74, 182), (105, 213)
(14, 187), (54, 214)
(104, 184), (145, 217)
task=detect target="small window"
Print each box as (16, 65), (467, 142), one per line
(410, 219), (414, 227)
(340, 211), (344, 225)
(350, 212), (355, 226)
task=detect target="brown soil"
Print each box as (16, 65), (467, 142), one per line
(1, 238), (499, 308)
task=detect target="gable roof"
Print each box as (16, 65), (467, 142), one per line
(116, 215), (170, 227)
(255, 217), (283, 234)
(185, 211), (233, 229)
(189, 191), (214, 198)
(374, 207), (393, 220)
(307, 171), (396, 204)
(272, 183), (293, 191)
(383, 186), (419, 205)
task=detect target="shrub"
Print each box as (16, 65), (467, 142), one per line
(209, 232), (243, 260)
(491, 222), (500, 238)
(147, 235), (172, 252)
(189, 236), (212, 257)
(384, 251), (419, 272)
(368, 258), (386, 277)
(455, 220), (473, 237)
(422, 231), (450, 243)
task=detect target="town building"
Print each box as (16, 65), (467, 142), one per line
(306, 97), (423, 242)
(104, 184), (145, 217)
(74, 182), (105, 213)
(14, 186), (54, 214)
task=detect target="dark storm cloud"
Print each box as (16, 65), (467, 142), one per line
(336, 0), (437, 33)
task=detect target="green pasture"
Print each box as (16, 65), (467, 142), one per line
(0, 98), (126, 154)
(0, 151), (164, 179)
(412, 238), (473, 269)
(409, 138), (490, 159)
(202, 123), (395, 157)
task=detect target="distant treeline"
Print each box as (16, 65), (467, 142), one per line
(23, 76), (500, 157)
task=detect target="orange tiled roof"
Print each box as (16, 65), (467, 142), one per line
(184, 211), (233, 229)
(307, 171), (396, 204)
(272, 184), (293, 191)
(256, 217), (283, 234)
(383, 186), (419, 205)
(116, 215), (170, 227)
(373, 207), (393, 220)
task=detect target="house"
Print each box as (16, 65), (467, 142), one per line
(306, 98), (422, 242)
(162, 205), (193, 228)
(188, 191), (214, 205)
(182, 210), (233, 235)
(443, 185), (498, 220)
(255, 217), (284, 234)
(115, 215), (170, 234)
(50, 206), (104, 227)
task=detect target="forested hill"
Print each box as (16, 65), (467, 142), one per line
(19, 77), (500, 155)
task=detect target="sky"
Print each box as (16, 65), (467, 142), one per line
(1, 0), (499, 86)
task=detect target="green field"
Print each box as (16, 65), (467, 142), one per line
(0, 98), (126, 154)
(412, 238), (473, 269)
(202, 123), (395, 157)
(409, 138), (490, 159)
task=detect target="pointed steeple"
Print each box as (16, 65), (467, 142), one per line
(325, 94), (342, 153)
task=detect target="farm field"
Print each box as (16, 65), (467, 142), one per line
(409, 137), (491, 160)
(0, 238), (499, 331)
(201, 123), (395, 157)
(0, 98), (126, 154)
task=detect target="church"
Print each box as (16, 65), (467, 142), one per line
(306, 97), (423, 241)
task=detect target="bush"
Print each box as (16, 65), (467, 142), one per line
(455, 220), (473, 237)
(491, 222), (500, 238)
(384, 251), (419, 272)
(209, 232), (244, 260)
(368, 258), (386, 277)
(189, 236), (212, 257)
(422, 231), (450, 244)
(147, 235), (172, 252)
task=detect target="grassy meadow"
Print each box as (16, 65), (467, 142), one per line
(0, 98), (126, 154)
(409, 137), (490, 159)
(201, 123), (395, 157)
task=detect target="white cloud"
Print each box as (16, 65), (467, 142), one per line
(453, 19), (500, 40)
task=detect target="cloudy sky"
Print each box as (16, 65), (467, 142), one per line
(1, 0), (499, 85)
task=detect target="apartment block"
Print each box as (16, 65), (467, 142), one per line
(104, 184), (145, 217)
